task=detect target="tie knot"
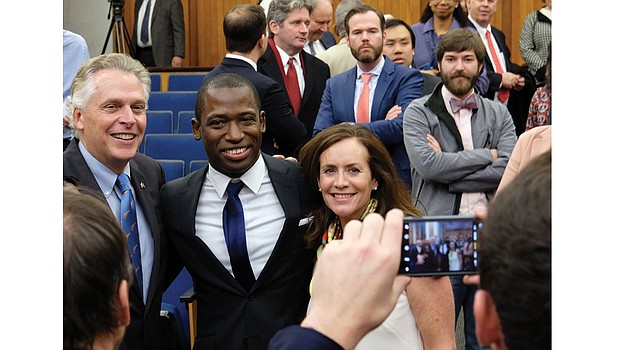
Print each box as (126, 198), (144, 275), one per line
(226, 181), (244, 197)
(449, 94), (478, 113)
(360, 73), (373, 84)
(288, 57), (296, 66)
(117, 173), (132, 192)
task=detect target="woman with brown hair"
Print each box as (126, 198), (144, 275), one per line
(299, 123), (455, 349)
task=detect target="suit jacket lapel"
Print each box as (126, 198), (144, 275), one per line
(372, 59), (394, 121)
(300, 51), (314, 109)
(344, 69), (357, 121)
(129, 160), (160, 309)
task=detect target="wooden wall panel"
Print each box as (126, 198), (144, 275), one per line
(123, 0), (541, 68)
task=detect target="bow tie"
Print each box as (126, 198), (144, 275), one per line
(449, 94), (478, 113)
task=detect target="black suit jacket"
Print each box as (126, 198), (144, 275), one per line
(206, 58), (307, 157)
(482, 26), (536, 136)
(258, 46), (330, 150)
(160, 155), (319, 350)
(63, 139), (179, 350)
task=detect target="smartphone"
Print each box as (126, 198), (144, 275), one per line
(398, 215), (482, 277)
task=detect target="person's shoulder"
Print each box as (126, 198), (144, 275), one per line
(304, 51), (330, 71)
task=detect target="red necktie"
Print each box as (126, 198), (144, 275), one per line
(485, 30), (509, 103)
(286, 57), (302, 116)
(357, 73), (373, 123)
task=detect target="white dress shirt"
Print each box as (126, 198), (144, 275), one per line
(195, 155), (285, 280)
(275, 44), (305, 96)
(353, 56), (385, 122)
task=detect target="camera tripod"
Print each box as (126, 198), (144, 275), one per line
(101, 0), (134, 56)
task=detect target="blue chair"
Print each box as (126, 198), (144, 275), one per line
(161, 267), (193, 350)
(150, 73), (162, 92)
(143, 134), (207, 174)
(176, 111), (195, 134)
(148, 91), (197, 122)
(139, 111), (175, 152)
(146, 111), (174, 134)
(167, 74), (207, 91)
(188, 160), (208, 173)
(157, 159), (185, 182)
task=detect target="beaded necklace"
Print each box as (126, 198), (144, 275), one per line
(321, 198), (378, 247)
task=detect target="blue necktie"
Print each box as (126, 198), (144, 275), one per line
(140, 0), (152, 45)
(223, 181), (255, 292)
(117, 173), (143, 293)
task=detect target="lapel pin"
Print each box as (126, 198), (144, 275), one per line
(140, 182), (146, 189)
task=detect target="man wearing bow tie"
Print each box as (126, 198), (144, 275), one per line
(403, 28), (516, 350)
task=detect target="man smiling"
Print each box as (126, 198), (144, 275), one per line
(160, 73), (319, 350)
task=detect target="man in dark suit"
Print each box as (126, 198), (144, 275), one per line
(467, 0), (536, 136)
(63, 53), (180, 350)
(207, 4), (306, 158)
(132, 0), (185, 67)
(258, 0), (330, 145)
(312, 4), (423, 190)
(160, 73), (318, 350)
(304, 0), (336, 55)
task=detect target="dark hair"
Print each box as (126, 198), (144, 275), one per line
(344, 4), (385, 36)
(385, 18), (415, 47)
(224, 4), (267, 53)
(436, 28), (485, 64)
(63, 188), (133, 350)
(299, 123), (422, 248)
(420, 1), (470, 27)
(196, 72), (261, 122)
(479, 150), (551, 350)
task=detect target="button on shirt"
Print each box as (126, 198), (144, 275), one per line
(441, 86), (488, 215)
(78, 142), (154, 303)
(353, 56), (385, 121)
(195, 155), (285, 280)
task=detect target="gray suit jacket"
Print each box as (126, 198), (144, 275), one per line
(133, 0), (185, 66)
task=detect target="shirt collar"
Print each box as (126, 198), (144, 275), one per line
(468, 15), (491, 36)
(356, 55), (385, 78)
(275, 44), (301, 68)
(225, 53), (258, 71)
(207, 154), (266, 198)
(78, 141), (131, 197)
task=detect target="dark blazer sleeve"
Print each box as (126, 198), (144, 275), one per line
(268, 326), (343, 350)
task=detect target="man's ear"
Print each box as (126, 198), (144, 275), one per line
(115, 280), (131, 326)
(473, 289), (504, 347)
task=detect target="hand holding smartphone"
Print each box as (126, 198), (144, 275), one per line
(398, 216), (482, 277)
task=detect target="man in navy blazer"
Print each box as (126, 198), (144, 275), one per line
(467, 0), (536, 136)
(304, 0), (336, 55)
(63, 53), (180, 350)
(313, 4), (423, 190)
(160, 73), (319, 350)
(207, 4), (306, 157)
(258, 0), (330, 146)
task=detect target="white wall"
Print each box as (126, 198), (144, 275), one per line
(64, 0), (129, 57)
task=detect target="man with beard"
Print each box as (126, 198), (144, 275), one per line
(312, 4), (423, 190)
(403, 28), (516, 350)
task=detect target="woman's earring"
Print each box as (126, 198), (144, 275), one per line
(373, 186), (378, 191)
(318, 188), (322, 192)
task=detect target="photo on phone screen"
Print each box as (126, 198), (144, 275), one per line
(398, 216), (482, 276)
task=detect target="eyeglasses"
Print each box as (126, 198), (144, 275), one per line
(430, 0), (457, 4)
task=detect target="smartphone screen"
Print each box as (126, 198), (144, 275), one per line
(398, 216), (482, 276)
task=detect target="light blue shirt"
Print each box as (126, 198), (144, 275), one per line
(78, 142), (154, 304)
(63, 30), (90, 140)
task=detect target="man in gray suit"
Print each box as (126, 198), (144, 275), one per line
(133, 0), (185, 67)
(160, 73), (319, 350)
